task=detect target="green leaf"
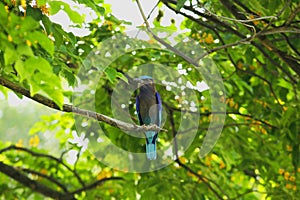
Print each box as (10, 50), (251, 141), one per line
(14, 59), (26, 81)
(48, 1), (62, 15)
(176, 0), (186, 10)
(25, 66), (64, 109)
(26, 31), (54, 56)
(49, 1), (84, 24)
(277, 78), (292, 90)
(26, 6), (43, 21)
(0, 3), (8, 22)
(24, 57), (52, 76)
(0, 85), (8, 99)
(117, 72), (128, 84)
(42, 17), (64, 47)
(245, 47), (255, 65)
(17, 44), (34, 57)
(95, 5), (105, 15)
(36, 0), (47, 6)
(104, 67), (118, 83)
(39, 82), (64, 109)
(62, 69), (76, 86)
(28, 77), (41, 96)
(4, 47), (16, 65)
(64, 4), (84, 24)
(20, 16), (40, 32)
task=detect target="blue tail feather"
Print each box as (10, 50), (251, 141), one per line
(145, 131), (157, 160)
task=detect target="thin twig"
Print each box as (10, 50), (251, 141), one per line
(163, 103), (278, 129)
(166, 0), (297, 82)
(176, 159), (225, 199)
(162, 0), (297, 83)
(220, 0), (300, 77)
(70, 177), (123, 195)
(256, 0), (291, 34)
(177, 122), (267, 134)
(196, 37), (251, 60)
(285, 1), (300, 25)
(238, 69), (284, 110)
(169, 110), (179, 159)
(136, 0), (200, 67)
(147, 0), (160, 20)
(205, 8), (277, 23)
(260, 27), (300, 35)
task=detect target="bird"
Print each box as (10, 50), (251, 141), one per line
(135, 76), (162, 160)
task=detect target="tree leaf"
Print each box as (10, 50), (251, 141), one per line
(26, 31), (54, 56)
(104, 67), (118, 83)
(176, 0), (186, 10)
(17, 44), (34, 57)
(14, 59), (26, 82)
(4, 47), (16, 65)
(48, 1), (84, 24)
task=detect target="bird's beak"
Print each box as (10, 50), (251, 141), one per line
(134, 78), (145, 84)
(134, 78), (141, 82)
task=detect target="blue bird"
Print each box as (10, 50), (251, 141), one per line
(135, 76), (162, 160)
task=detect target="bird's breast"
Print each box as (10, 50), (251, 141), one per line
(138, 92), (158, 125)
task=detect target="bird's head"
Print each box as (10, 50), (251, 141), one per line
(134, 76), (154, 85)
(134, 76), (156, 91)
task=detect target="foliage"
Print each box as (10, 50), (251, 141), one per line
(0, 0), (299, 199)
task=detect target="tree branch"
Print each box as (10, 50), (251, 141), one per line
(0, 145), (85, 187)
(169, 109), (179, 159)
(163, 104), (227, 198)
(0, 146), (123, 199)
(0, 76), (165, 133)
(237, 68), (284, 110)
(220, 0), (300, 77)
(162, 0), (298, 83)
(285, 1), (300, 25)
(70, 177), (123, 196)
(163, 103), (278, 129)
(175, 159), (225, 199)
(0, 162), (75, 200)
(20, 167), (69, 193)
(136, 0), (200, 67)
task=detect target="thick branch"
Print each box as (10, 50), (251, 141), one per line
(0, 76), (164, 133)
(20, 167), (69, 193)
(0, 146), (123, 199)
(0, 145), (85, 186)
(0, 162), (74, 200)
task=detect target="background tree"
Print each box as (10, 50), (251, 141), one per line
(0, 0), (299, 199)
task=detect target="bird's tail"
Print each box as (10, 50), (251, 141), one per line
(145, 131), (157, 160)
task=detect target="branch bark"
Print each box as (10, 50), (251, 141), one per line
(0, 162), (75, 200)
(0, 76), (165, 133)
(175, 159), (225, 199)
(0, 146), (123, 199)
(0, 145), (85, 187)
(20, 167), (69, 193)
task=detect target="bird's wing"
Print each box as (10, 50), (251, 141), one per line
(155, 92), (162, 127)
(136, 96), (144, 125)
